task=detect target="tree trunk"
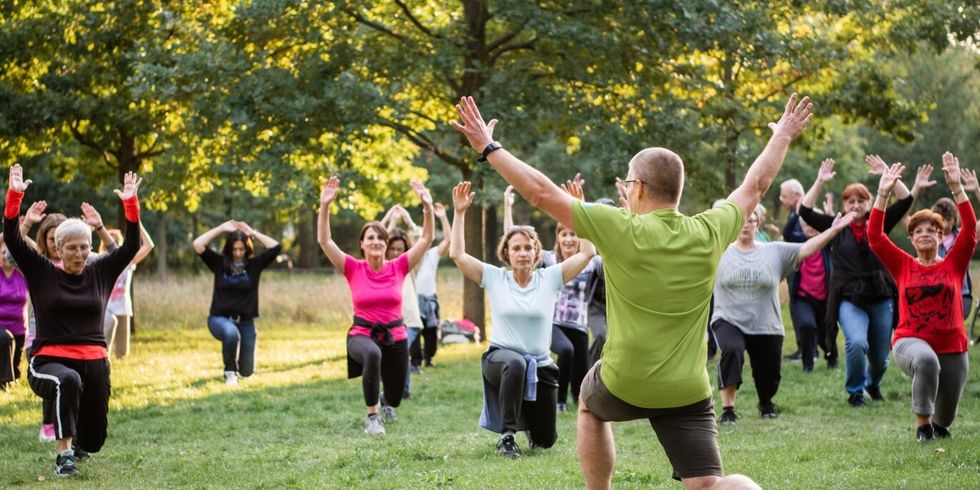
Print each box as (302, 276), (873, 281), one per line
(155, 212), (168, 280)
(461, 168), (487, 341)
(115, 133), (142, 229)
(297, 212), (317, 268)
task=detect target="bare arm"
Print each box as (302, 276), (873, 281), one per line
(727, 94), (813, 219)
(503, 185), (515, 233)
(451, 97), (576, 230)
(405, 181), (435, 270)
(433, 203), (451, 257)
(317, 177), (347, 273)
(798, 212), (856, 260)
(192, 220), (237, 255)
(132, 222), (155, 265)
(802, 158), (836, 210)
(448, 181), (485, 284)
(561, 239), (597, 283)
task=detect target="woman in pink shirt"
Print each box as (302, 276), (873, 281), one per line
(317, 177), (434, 436)
(869, 154), (976, 442)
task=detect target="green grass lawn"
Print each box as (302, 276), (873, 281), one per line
(1, 269), (979, 488)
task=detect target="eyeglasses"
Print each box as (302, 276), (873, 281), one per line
(622, 179), (644, 189)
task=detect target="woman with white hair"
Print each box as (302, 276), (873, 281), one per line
(4, 165), (142, 477)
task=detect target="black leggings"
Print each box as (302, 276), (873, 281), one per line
(28, 356), (111, 452)
(0, 330), (24, 384)
(410, 328), (438, 367)
(712, 319), (783, 405)
(789, 295), (835, 369)
(347, 336), (409, 408)
(551, 325), (590, 405)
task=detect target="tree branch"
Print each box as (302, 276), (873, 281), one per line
(68, 121), (116, 168)
(490, 38), (537, 65)
(393, 0), (441, 40)
(378, 117), (467, 170)
(343, 6), (410, 45)
(487, 25), (526, 53)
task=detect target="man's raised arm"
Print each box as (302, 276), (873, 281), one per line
(450, 96), (576, 230)
(727, 94), (813, 220)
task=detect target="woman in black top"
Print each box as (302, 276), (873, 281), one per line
(5, 165), (142, 477)
(799, 156), (926, 406)
(193, 220), (281, 386)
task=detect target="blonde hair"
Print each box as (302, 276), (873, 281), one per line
(553, 222), (580, 262)
(497, 226), (542, 267)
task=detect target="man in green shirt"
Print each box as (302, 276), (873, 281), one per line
(451, 94), (812, 489)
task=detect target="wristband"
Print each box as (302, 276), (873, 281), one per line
(4, 190), (24, 220)
(95, 224), (105, 232)
(477, 142), (502, 163)
(122, 196), (140, 222)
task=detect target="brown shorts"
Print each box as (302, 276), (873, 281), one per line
(580, 361), (723, 480)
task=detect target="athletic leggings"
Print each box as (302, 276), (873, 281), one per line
(28, 355), (111, 452)
(893, 337), (969, 427)
(0, 330), (24, 384)
(713, 319), (783, 405)
(348, 335), (408, 408)
(789, 295), (835, 370)
(551, 325), (590, 405)
(410, 329), (438, 367)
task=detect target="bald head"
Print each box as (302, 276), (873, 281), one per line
(628, 147), (684, 203)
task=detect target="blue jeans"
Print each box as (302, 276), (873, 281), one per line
(838, 299), (893, 396)
(405, 327), (420, 394)
(207, 316), (257, 376)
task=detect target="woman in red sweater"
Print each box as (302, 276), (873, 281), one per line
(868, 153), (976, 442)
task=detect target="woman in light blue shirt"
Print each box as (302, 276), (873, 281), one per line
(449, 181), (595, 458)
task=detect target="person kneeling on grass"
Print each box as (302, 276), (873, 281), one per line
(713, 207), (853, 425)
(317, 176), (434, 436)
(449, 181), (595, 458)
(193, 220), (281, 386)
(6, 165), (142, 477)
(868, 155), (976, 442)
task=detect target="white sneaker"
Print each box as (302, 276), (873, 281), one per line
(381, 404), (397, 422)
(364, 414), (385, 436)
(224, 371), (239, 386)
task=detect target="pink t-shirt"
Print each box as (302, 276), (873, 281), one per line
(344, 254), (409, 341)
(798, 252), (827, 301)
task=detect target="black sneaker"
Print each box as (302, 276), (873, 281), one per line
(847, 394), (866, 407)
(497, 434), (521, 458)
(55, 451), (78, 477)
(784, 351), (802, 361)
(865, 386), (884, 401)
(719, 407), (739, 426)
(932, 424), (951, 439)
(827, 357), (839, 369)
(758, 401), (778, 419)
(916, 423), (935, 442)
(72, 446), (91, 462)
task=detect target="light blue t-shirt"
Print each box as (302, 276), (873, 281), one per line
(481, 263), (564, 366)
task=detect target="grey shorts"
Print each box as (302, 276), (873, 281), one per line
(580, 361), (723, 480)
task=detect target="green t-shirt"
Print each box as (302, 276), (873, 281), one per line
(573, 200), (743, 408)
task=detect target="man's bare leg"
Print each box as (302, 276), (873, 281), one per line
(683, 474), (762, 489)
(577, 403), (615, 490)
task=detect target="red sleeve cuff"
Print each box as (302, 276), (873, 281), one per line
(5, 190), (24, 219)
(122, 196), (140, 222)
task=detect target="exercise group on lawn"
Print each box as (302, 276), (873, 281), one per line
(2, 93), (977, 490)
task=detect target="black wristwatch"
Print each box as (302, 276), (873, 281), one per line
(477, 141), (503, 163)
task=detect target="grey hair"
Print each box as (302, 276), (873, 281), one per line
(780, 179), (805, 196)
(54, 219), (92, 249)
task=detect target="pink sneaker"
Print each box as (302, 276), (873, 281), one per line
(38, 424), (56, 442)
